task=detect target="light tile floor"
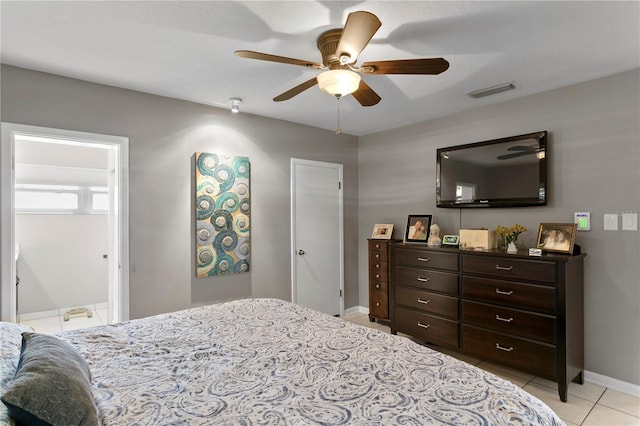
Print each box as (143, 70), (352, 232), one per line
(342, 312), (640, 426)
(19, 308), (108, 334)
(19, 309), (640, 425)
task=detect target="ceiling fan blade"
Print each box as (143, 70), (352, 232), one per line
(335, 11), (381, 64)
(235, 50), (324, 69)
(273, 77), (318, 102)
(352, 79), (381, 107)
(361, 58), (450, 75)
(497, 151), (536, 160)
(507, 145), (537, 151)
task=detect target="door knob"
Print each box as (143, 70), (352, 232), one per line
(298, 250), (305, 255)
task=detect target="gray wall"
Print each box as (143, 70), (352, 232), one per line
(2, 64), (638, 387)
(0, 65), (360, 319)
(359, 69), (640, 386)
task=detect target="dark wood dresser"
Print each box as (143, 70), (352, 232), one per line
(367, 239), (395, 322)
(391, 245), (460, 348)
(390, 243), (585, 402)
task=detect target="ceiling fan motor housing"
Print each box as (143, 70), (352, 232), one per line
(317, 29), (347, 69)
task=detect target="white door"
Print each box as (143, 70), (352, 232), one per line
(291, 159), (343, 316)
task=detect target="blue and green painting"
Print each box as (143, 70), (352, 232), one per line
(195, 152), (250, 277)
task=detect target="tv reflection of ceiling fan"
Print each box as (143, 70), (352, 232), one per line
(234, 11), (450, 106)
(497, 145), (543, 160)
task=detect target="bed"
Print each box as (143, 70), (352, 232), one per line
(1, 298), (564, 425)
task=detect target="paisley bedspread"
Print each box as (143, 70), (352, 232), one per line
(4, 298), (565, 425)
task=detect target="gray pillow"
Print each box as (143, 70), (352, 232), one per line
(0, 332), (99, 426)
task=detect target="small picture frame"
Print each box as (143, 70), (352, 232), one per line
(442, 235), (459, 246)
(536, 223), (577, 254)
(371, 224), (394, 239)
(404, 215), (432, 243)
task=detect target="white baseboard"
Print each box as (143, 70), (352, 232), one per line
(344, 305), (368, 316)
(585, 370), (640, 397)
(345, 305), (640, 397)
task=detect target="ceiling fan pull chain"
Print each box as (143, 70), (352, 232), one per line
(336, 95), (342, 134)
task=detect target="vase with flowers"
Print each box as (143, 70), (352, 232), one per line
(495, 224), (527, 253)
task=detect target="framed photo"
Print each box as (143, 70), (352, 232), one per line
(536, 223), (577, 253)
(371, 224), (394, 239)
(442, 235), (459, 246)
(404, 215), (432, 243)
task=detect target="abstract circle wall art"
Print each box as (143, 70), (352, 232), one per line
(195, 152), (250, 277)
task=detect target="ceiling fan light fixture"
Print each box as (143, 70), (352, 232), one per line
(317, 69), (361, 97)
(468, 82), (515, 98)
(229, 97), (243, 113)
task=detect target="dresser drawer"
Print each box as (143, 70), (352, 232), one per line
(462, 255), (556, 284)
(395, 248), (458, 271)
(369, 240), (389, 262)
(396, 287), (459, 320)
(370, 290), (388, 318)
(396, 267), (458, 295)
(462, 276), (556, 314)
(370, 262), (388, 281)
(462, 325), (556, 379)
(370, 279), (388, 293)
(462, 300), (556, 343)
(395, 306), (458, 347)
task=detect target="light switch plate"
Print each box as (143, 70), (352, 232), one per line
(604, 213), (619, 231)
(622, 213), (638, 231)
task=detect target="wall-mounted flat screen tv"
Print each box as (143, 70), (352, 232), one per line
(436, 131), (548, 208)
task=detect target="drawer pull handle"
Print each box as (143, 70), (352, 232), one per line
(375, 274), (380, 279)
(375, 264), (380, 269)
(375, 244), (380, 248)
(495, 265), (514, 271)
(417, 277), (431, 283)
(376, 302), (380, 307)
(496, 343), (514, 352)
(496, 315), (514, 323)
(375, 284), (380, 289)
(417, 298), (431, 305)
(417, 322), (431, 329)
(417, 257), (430, 262)
(375, 254), (380, 258)
(495, 289), (514, 296)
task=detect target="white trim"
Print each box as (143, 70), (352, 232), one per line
(344, 305), (369, 316)
(0, 123), (129, 322)
(290, 158), (344, 316)
(584, 370), (640, 397)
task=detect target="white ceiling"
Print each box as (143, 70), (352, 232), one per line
(1, 1), (639, 136)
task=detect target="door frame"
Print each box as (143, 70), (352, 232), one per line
(0, 122), (130, 323)
(290, 158), (344, 315)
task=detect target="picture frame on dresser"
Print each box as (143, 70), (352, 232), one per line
(404, 215), (432, 243)
(536, 223), (577, 253)
(371, 224), (394, 239)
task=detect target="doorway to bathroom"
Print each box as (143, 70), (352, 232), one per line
(1, 123), (129, 329)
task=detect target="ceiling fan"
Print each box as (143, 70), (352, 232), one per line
(235, 11), (449, 107)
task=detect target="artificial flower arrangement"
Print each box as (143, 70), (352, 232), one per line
(495, 224), (527, 248)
